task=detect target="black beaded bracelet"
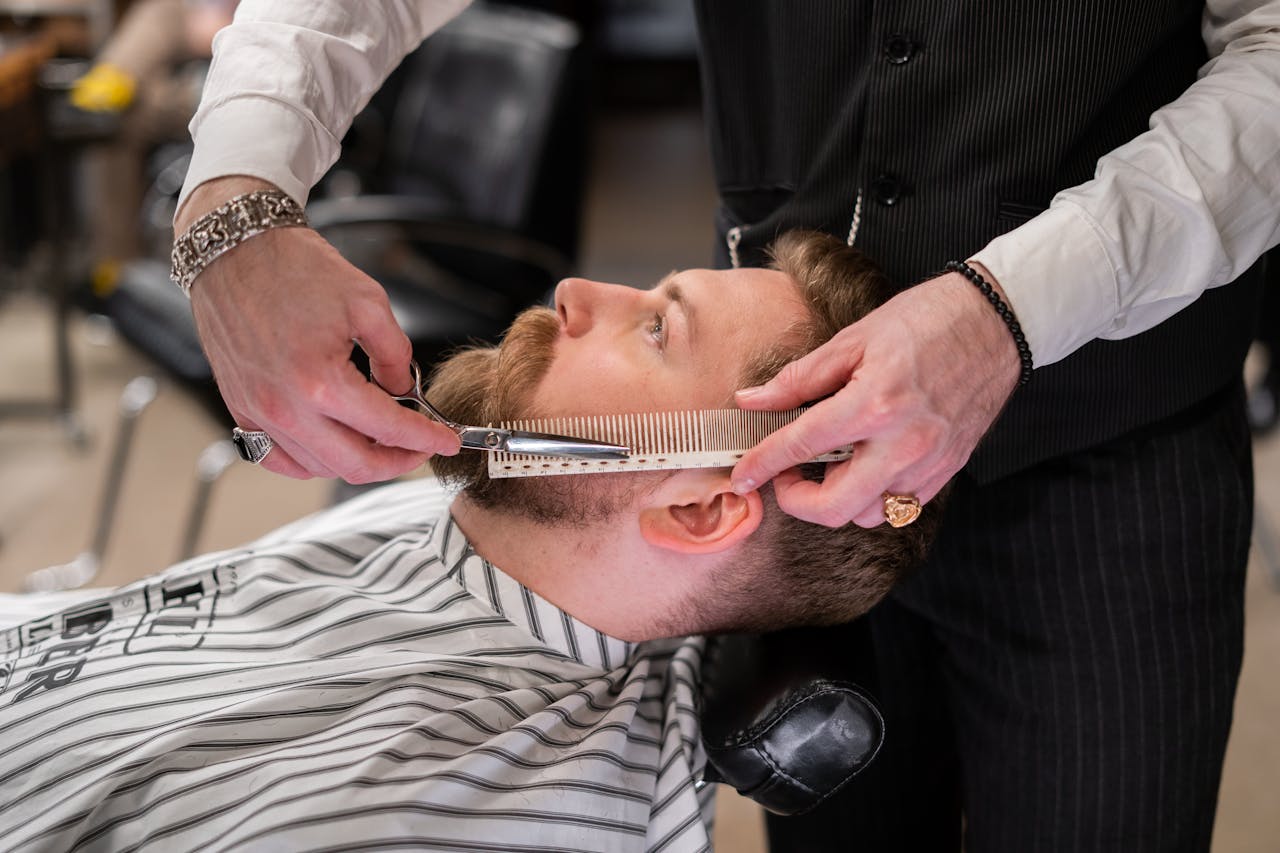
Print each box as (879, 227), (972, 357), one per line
(944, 260), (1033, 386)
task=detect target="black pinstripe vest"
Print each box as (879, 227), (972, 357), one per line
(693, 1), (1264, 482)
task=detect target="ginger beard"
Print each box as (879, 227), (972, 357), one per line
(426, 306), (653, 526)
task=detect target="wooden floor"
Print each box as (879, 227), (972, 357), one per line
(1, 105), (1276, 852)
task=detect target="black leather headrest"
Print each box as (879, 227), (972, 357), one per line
(699, 623), (884, 816)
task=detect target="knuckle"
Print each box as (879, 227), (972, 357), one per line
(818, 506), (852, 528)
(940, 445), (969, 476)
(896, 426), (939, 464)
(385, 334), (413, 363)
(813, 510), (844, 528)
(349, 285), (394, 322)
(861, 394), (897, 431)
(270, 462), (313, 481)
(381, 418), (435, 454)
(254, 394), (294, 432)
(341, 464), (378, 486)
(780, 491), (846, 528)
(375, 421), (410, 450)
(775, 360), (806, 388)
(778, 431), (819, 465)
(298, 374), (341, 412)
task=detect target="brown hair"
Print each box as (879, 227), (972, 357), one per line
(662, 230), (945, 634)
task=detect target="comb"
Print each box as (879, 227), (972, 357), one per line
(487, 408), (851, 478)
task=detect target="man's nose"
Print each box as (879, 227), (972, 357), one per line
(554, 278), (640, 337)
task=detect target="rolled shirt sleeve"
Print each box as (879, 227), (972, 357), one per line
(180, 0), (472, 208)
(972, 0), (1280, 368)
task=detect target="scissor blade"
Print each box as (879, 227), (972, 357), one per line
(455, 427), (630, 459)
(504, 430), (631, 459)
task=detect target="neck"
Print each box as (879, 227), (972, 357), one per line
(450, 495), (694, 641)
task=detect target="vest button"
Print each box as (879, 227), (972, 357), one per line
(883, 33), (917, 64)
(872, 173), (905, 206)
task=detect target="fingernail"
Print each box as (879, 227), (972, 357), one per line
(731, 477), (756, 495)
(735, 386), (763, 401)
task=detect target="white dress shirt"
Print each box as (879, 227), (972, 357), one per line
(181, 0), (1280, 369)
(0, 479), (711, 852)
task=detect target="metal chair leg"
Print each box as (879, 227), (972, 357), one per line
(24, 376), (158, 592)
(176, 440), (238, 562)
(1253, 504), (1280, 592)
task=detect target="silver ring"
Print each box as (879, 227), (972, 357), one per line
(231, 427), (274, 464)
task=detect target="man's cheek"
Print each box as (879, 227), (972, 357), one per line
(539, 352), (646, 413)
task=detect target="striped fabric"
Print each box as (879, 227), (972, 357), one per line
(766, 386), (1253, 852)
(0, 480), (712, 852)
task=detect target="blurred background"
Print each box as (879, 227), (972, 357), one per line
(0, 2), (1276, 850)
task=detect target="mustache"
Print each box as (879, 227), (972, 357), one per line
(491, 305), (562, 421)
(424, 305), (562, 490)
(425, 302), (652, 524)
(427, 305), (561, 424)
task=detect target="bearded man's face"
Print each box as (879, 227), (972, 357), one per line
(426, 266), (810, 524)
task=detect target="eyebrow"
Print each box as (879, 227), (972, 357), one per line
(658, 274), (695, 347)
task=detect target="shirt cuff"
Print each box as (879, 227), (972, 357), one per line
(970, 202), (1121, 369)
(179, 96), (336, 211)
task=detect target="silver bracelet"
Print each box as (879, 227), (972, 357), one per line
(169, 189), (309, 296)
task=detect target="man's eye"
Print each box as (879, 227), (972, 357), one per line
(648, 313), (667, 347)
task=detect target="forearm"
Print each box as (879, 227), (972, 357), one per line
(98, 0), (188, 79)
(973, 0), (1280, 367)
(177, 0), (471, 220)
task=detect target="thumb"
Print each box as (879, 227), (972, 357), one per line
(730, 393), (855, 494)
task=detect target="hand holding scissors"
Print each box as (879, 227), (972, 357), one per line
(387, 361), (630, 459)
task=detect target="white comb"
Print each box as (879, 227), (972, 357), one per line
(487, 408), (851, 478)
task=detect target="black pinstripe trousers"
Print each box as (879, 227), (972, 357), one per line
(767, 383), (1253, 853)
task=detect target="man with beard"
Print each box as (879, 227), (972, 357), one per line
(0, 232), (939, 852)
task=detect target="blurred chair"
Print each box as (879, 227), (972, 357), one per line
(104, 0), (589, 417)
(307, 0), (589, 371)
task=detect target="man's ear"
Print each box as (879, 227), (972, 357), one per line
(639, 469), (764, 554)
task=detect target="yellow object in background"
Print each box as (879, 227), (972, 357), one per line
(90, 258), (123, 297)
(69, 63), (137, 113)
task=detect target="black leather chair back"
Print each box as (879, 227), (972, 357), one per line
(307, 1), (589, 368)
(385, 6), (582, 235)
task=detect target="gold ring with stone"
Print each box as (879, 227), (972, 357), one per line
(882, 492), (922, 528)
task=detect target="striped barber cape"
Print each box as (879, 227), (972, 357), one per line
(0, 479), (711, 852)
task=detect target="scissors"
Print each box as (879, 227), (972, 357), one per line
(384, 360), (631, 459)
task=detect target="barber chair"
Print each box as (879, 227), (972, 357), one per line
(699, 620), (885, 816)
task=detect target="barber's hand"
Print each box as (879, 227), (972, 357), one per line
(730, 266), (1022, 527)
(178, 178), (461, 482)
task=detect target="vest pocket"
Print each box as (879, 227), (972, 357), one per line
(715, 186), (796, 269)
(996, 200), (1049, 234)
